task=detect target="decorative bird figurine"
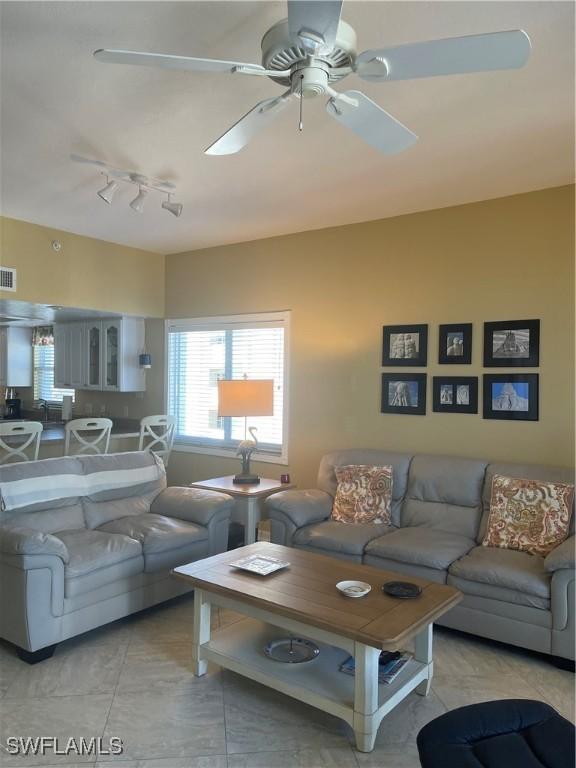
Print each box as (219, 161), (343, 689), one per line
(235, 426), (260, 483)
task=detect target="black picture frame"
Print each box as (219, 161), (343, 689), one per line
(381, 373), (427, 415)
(438, 323), (472, 364)
(483, 374), (539, 421)
(382, 324), (428, 366)
(483, 319), (540, 367)
(433, 377), (478, 414)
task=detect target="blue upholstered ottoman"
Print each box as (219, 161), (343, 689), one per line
(417, 699), (575, 768)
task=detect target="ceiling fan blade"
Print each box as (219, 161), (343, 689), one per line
(356, 30), (531, 82)
(205, 92), (293, 155)
(287, 1), (343, 53)
(94, 49), (265, 75)
(326, 90), (417, 155)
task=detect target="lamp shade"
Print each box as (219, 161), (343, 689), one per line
(218, 379), (274, 417)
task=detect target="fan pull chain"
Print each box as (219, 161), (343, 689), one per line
(299, 74), (304, 131)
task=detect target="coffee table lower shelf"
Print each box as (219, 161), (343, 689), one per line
(193, 595), (433, 752)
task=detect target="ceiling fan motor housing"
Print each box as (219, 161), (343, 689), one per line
(261, 18), (357, 88)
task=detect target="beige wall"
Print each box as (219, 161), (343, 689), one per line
(165, 186), (575, 488)
(0, 217), (165, 317)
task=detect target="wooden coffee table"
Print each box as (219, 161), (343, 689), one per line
(173, 542), (461, 752)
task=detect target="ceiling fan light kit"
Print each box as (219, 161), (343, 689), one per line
(94, 1), (531, 157)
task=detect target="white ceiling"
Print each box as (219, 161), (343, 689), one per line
(1, 1), (574, 255)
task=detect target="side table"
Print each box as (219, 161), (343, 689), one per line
(188, 475), (295, 545)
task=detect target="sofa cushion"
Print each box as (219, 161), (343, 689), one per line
(99, 513), (208, 554)
(332, 465), (392, 525)
(1, 503), (85, 534)
(449, 545), (550, 599)
(84, 495), (156, 530)
(54, 529), (142, 577)
(480, 462), (576, 543)
(293, 519), (394, 556)
(402, 455), (487, 539)
(447, 574), (550, 610)
(365, 528), (475, 571)
(483, 474), (574, 557)
(317, 450), (412, 526)
(54, 529), (144, 597)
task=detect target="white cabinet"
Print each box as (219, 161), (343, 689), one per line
(0, 327), (33, 388)
(54, 317), (145, 392)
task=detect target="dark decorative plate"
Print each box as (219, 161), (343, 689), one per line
(382, 581), (422, 599)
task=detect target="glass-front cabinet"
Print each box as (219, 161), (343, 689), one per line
(86, 322), (102, 390)
(102, 320), (121, 390)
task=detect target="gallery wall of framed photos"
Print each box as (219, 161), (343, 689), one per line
(381, 319), (540, 421)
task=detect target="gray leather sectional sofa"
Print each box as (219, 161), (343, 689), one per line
(0, 451), (233, 661)
(266, 450), (575, 662)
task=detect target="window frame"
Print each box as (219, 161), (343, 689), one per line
(164, 311), (290, 466)
(32, 343), (75, 405)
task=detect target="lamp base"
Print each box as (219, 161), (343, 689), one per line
(233, 473), (261, 485)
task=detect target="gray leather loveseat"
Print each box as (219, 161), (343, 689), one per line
(266, 450), (575, 663)
(0, 451), (233, 662)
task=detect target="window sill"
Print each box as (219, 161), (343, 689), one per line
(173, 442), (289, 466)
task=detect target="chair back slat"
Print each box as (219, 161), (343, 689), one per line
(0, 421), (43, 464)
(138, 415), (176, 467)
(64, 418), (113, 456)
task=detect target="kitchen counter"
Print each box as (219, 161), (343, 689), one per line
(3, 415), (141, 444)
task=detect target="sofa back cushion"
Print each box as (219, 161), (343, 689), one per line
(80, 451), (167, 528)
(480, 462), (575, 543)
(317, 450), (412, 527)
(402, 455), (487, 539)
(0, 456), (84, 520)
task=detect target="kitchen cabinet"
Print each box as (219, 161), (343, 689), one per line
(54, 317), (145, 392)
(0, 326), (33, 388)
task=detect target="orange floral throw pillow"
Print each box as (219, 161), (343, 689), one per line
(332, 465), (393, 525)
(483, 474), (575, 557)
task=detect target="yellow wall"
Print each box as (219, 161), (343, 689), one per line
(0, 217), (165, 317)
(165, 186), (575, 488)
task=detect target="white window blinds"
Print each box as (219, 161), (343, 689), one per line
(33, 345), (75, 403)
(166, 312), (288, 457)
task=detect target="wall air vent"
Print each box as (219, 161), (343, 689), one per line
(0, 267), (17, 292)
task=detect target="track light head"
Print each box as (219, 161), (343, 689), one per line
(97, 177), (119, 204)
(130, 187), (148, 213)
(162, 195), (183, 217)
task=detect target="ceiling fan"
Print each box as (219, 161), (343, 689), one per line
(94, 1), (531, 156)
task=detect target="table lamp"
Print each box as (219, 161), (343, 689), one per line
(218, 378), (274, 484)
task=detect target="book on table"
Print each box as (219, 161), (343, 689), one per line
(339, 650), (412, 684)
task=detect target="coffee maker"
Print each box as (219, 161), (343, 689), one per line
(4, 388), (22, 419)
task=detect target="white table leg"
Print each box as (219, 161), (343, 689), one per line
(192, 588), (211, 676)
(414, 623), (433, 696)
(235, 497), (262, 545)
(353, 642), (380, 752)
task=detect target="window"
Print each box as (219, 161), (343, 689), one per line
(33, 344), (75, 404)
(166, 312), (289, 462)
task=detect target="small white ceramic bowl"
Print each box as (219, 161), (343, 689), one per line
(336, 580), (372, 598)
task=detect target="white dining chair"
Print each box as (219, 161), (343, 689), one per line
(138, 415), (176, 467)
(64, 418), (113, 456)
(0, 421), (43, 464)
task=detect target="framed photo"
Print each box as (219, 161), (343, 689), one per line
(433, 377), (478, 414)
(381, 373), (427, 415)
(483, 374), (539, 421)
(382, 324), (428, 366)
(483, 319), (540, 367)
(438, 323), (472, 364)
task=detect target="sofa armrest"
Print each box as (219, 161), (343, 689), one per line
(0, 527), (69, 563)
(265, 489), (333, 528)
(545, 535), (575, 573)
(151, 487), (234, 527)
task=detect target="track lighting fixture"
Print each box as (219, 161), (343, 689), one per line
(97, 176), (118, 204)
(85, 162), (183, 218)
(130, 186), (148, 213)
(162, 194), (183, 218)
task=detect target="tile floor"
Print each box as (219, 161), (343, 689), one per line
(0, 593), (573, 768)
